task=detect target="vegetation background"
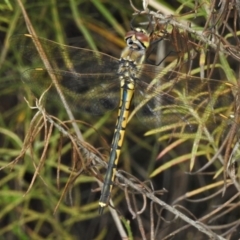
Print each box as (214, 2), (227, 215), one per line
(1, 0), (240, 239)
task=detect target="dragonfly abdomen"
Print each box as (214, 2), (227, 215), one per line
(98, 80), (135, 214)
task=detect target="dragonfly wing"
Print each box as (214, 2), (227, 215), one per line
(134, 67), (236, 134)
(10, 34), (122, 116)
(134, 80), (192, 131)
(10, 34), (120, 73)
(22, 68), (120, 115)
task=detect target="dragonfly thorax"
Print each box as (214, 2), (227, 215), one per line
(118, 56), (143, 82)
(118, 29), (149, 82)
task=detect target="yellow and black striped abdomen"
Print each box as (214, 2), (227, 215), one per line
(98, 79), (134, 213)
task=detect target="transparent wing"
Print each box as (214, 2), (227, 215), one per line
(11, 34), (121, 115)
(10, 34), (120, 73)
(11, 34), (238, 134)
(134, 66), (236, 134)
(22, 68), (120, 115)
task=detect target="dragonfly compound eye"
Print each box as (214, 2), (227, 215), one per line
(125, 29), (150, 50)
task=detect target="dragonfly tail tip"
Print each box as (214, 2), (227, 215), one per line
(98, 206), (105, 215)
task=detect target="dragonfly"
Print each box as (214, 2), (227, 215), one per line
(11, 28), (238, 214)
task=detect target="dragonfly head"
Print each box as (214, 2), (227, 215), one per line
(125, 28), (150, 50)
